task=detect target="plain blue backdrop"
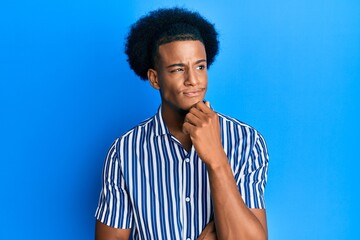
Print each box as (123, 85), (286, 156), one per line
(1, 0), (359, 239)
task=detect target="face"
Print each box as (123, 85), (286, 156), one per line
(148, 40), (208, 113)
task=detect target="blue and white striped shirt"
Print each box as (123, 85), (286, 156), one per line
(95, 106), (269, 240)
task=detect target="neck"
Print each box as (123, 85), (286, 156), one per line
(161, 103), (192, 151)
(161, 104), (187, 134)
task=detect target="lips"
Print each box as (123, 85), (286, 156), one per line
(183, 88), (205, 97)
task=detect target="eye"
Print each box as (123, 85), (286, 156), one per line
(196, 65), (206, 70)
(170, 68), (184, 73)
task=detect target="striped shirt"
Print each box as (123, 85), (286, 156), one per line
(95, 106), (269, 240)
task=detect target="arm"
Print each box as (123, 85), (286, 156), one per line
(95, 220), (131, 240)
(197, 221), (217, 240)
(95, 139), (134, 240)
(207, 154), (267, 240)
(183, 102), (268, 240)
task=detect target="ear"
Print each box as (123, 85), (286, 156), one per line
(147, 69), (160, 90)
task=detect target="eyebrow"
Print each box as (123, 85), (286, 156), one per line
(166, 59), (207, 68)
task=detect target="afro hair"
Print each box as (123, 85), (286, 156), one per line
(125, 7), (219, 80)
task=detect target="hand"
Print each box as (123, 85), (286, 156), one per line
(197, 221), (217, 240)
(182, 101), (224, 165)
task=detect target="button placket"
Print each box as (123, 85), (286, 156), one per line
(183, 153), (193, 240)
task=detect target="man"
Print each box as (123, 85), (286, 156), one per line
(95, 7), (269, 240)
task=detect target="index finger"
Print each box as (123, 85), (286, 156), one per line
(193, 100), (213, 113)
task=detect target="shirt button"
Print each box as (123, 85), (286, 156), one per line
(186, 238), (191, 240)
(185, 197), (191, 202)
(185, 158), (190, 163)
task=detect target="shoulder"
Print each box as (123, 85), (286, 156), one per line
(217, 112), (260, 136)
(217, 112), (269, 168)
(217, 112), (266, 148)
(107, 116), (155, 160)
(117, 115), (155, 142)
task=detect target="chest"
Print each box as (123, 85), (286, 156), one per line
(122, 136), (214, 239)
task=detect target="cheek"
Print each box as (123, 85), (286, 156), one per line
(159, 75), (182, 91)
(201, 75), (208, 87)
(158, 79), (177, 96)
(161, 83), (180, 96)
(197, 70), (208, 80)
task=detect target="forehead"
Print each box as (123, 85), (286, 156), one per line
(157, 40), (206, 64)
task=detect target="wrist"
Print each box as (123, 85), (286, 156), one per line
(205, 151), (229, 172)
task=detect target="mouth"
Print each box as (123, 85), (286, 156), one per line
(182, 88), (205, 97)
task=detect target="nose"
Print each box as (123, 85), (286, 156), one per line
(184, 68), (198, 86)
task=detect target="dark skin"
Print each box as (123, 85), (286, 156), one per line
(96, 40), (267, 240)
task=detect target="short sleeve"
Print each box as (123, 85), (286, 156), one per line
(236, 132), (269, 209)
(95, 138), (133, 228)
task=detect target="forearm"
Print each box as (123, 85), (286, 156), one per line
(182, 102), (267, 239)
(207, 152), (267, 240)
(95, 220), (131, 240)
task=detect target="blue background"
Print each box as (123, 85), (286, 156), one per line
(1, 0), (359, 239)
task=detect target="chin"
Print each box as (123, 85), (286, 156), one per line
(180, 99), (203, 112)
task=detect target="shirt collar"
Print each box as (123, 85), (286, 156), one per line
(153, 105), (171, 137)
